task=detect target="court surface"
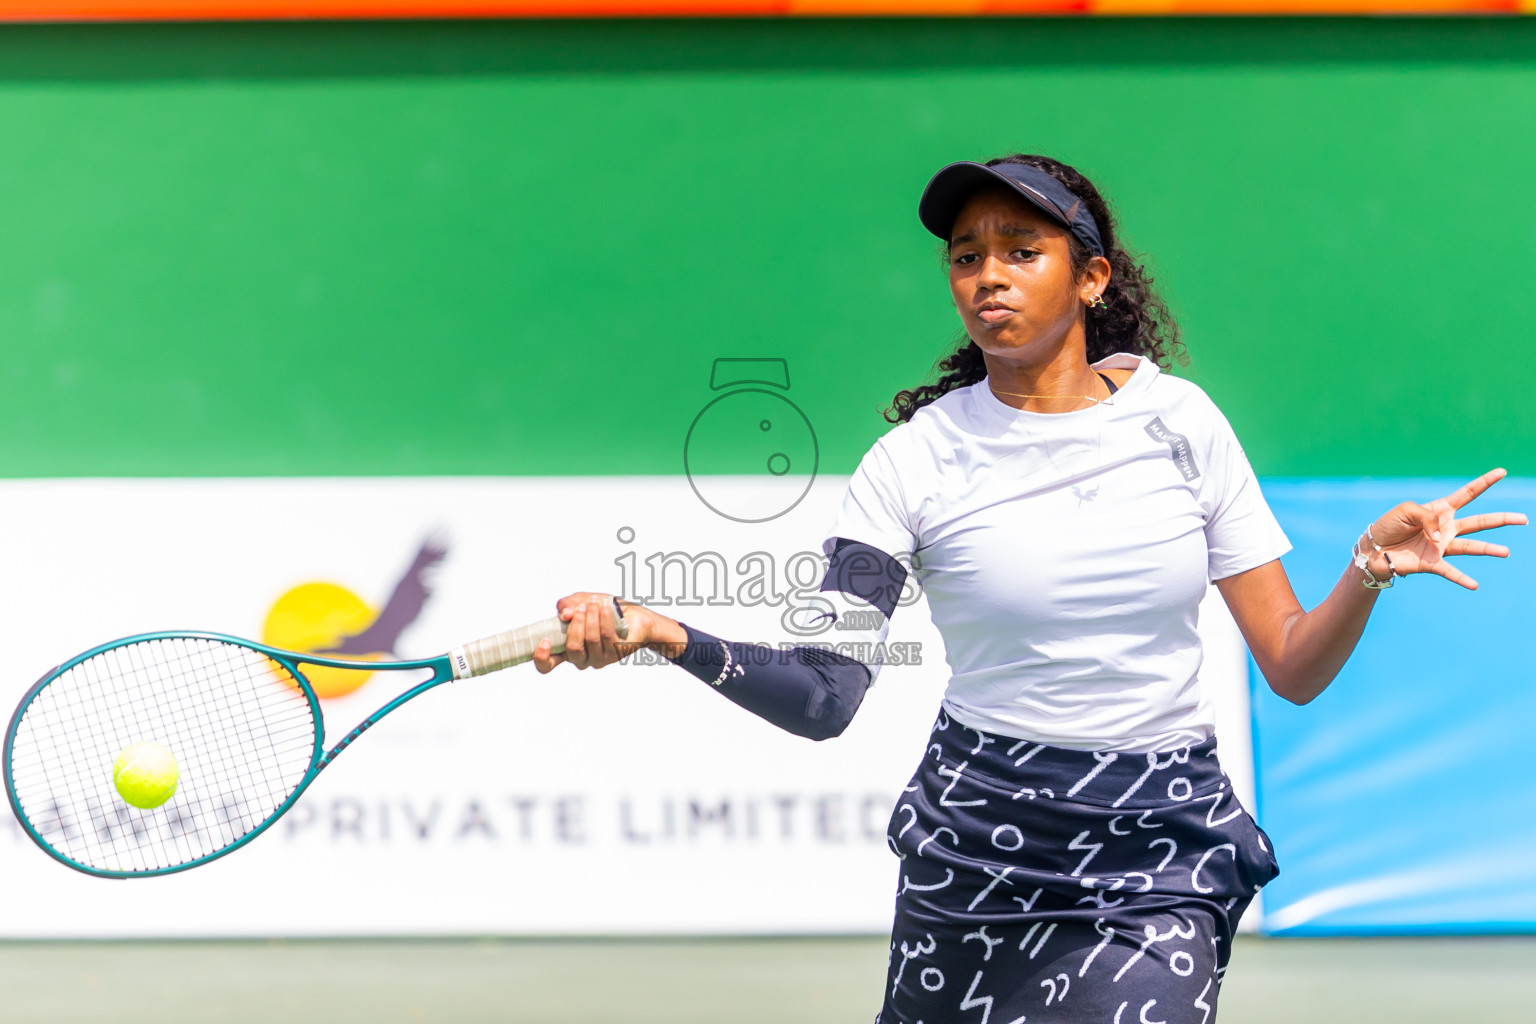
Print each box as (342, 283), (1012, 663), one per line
(2, 934), (1534, 1022)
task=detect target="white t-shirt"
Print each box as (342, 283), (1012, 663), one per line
(823, 353), (1290, 753)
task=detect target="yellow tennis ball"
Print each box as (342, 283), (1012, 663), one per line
(113, 741), (179, 809)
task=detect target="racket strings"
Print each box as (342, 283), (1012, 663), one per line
(8, 638), (318, 873)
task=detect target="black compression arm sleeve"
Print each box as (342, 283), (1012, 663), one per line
(665, 624), (873, 742)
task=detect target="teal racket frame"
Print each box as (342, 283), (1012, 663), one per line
(3, 630), (456, 879)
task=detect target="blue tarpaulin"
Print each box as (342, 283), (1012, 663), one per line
(1253, 479), (1536, 935)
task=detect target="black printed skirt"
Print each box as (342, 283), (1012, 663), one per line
(878, 710), (1278, 1024)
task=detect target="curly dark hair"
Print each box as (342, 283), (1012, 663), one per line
(885, 154), (1185, 424)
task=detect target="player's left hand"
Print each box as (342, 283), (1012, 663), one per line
(1365, 468), (1527, 590)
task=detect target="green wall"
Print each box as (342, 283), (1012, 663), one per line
(0, 18), (1530, 478)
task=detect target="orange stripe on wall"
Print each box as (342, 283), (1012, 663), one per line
(0, 0), (1520, 19)
(787, 0), (1092, 11)
(0, 0), (788, 18)
(1093, 0), (1517, 9)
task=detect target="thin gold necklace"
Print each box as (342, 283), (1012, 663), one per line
(988, 376), (1116, 407)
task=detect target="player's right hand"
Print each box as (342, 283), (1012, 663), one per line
(532, 594), (687, 674)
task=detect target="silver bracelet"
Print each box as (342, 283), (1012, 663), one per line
(1352, 529), (1394, 590)
(1366, 526), (1398, 580)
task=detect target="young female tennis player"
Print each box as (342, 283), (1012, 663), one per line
(533, 154), (1525, 1022)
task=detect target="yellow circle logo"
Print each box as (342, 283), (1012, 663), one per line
(262, 582), (380, 699)
(258, 537), (448, 701)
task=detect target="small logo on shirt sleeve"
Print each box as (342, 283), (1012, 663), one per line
(1144, 417), (1201, 481)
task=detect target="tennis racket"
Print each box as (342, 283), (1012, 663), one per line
(4, 602), (626, 878)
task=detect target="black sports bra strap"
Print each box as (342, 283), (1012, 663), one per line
(1096, 371), (1119, 396)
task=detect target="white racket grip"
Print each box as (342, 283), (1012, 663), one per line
(449, 603), (629, 679)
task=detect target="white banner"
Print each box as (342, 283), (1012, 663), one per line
(0, 477), (1253, 936)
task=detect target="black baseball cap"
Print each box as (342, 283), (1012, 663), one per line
(918, 161), (1105, 257)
